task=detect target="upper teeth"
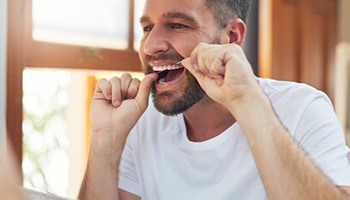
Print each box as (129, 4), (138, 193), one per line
(153, 64), (183, 72)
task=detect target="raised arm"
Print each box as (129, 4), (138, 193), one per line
(183, 42), (350, 200)
(79, 73), (157, 200)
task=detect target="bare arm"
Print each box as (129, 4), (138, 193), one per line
(231, 88), (350, 199)
(78, 73), (157, 200)
(79, 154), (141, 200)
(183, 42), (350, 199)
(79, 153), (120, 200)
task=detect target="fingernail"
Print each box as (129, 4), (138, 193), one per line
(107, 94), (111, 100)
(114, 100), (121, 106)
(216, 76), (224, 86)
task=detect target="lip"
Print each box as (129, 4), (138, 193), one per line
(155, 68), (187, 91)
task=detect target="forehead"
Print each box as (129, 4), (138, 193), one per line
(142, 0), (213, 23)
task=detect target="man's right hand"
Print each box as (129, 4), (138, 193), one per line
(89, 72), (157, 166)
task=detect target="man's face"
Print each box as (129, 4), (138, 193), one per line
(139, 0), (222, 115)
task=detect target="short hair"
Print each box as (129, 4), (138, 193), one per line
(205, 0), (251, 28)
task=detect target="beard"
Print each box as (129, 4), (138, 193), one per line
(144, 35), (222, 116)
(151, 70), (206, 116)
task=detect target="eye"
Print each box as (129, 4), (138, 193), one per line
(170, 23), (187, 29)
(143, 25), (153, 33)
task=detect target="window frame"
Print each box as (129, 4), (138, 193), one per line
(7, 0), (141, 181)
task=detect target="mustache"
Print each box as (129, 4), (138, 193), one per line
(145, 53), (184, 65)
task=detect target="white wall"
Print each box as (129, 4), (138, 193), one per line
(335, 0), (350, 143)
(0, 0), (8, 151)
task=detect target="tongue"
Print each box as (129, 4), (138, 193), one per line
(160, 68), (184, 83)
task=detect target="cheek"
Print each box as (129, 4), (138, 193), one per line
(171, 33), (212, 58)
(171, 39), (199, 58)
(138, 40), (147, 63)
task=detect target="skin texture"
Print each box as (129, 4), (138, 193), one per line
(79, 0), (350, 199)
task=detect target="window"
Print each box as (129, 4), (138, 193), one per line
(7, 0), (146, 198)
(32, 0), (130, 49)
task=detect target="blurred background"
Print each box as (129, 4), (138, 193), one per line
(0, 0), (349, 199)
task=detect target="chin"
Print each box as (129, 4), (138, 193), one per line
(151, 90), (205, 117)
(151, 70), (206, 116)
(151, 91), (186, 116)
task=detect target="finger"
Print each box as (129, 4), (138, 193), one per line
(127, 78), (141, 99)
(182, 57), (203, 82)
(95, 78), (111, 100)
(214, 75), (224, 86)
(190, 49), (199, 70)
(209, 59), (220, 74)
(211, 65), (225, 75)
(120, 73), (132, 99)
(135, 73), (158, 110)
(109, 76), (122, 107)
(194, 43), (210, 74)
(210, 59), (225, 76)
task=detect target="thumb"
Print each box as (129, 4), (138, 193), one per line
(135, 73), (158, 109)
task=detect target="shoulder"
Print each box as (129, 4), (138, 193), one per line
(258, 78), (335, 135)
(259, 78), (329, 102)
(259, 78), (333, 109)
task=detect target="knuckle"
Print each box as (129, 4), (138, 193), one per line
(109, 76), (120, 83)
(132, 78), (141, 84)
(97, 78), (107, 85)
(130, 79), (141, 88)
(198, 42), (207, 48)
(121, 73), (132, 79)
(126, 79), (140, 98)
(97, 78), (110, 89)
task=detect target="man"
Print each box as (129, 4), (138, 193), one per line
(79, 0), (350, 199)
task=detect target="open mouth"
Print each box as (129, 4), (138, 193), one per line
(153, 62), (185, 84)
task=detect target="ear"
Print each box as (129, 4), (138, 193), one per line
(224, 18), (246, 46)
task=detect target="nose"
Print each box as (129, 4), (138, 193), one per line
(143, 25), (170, 56)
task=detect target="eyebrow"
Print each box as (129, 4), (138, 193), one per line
(140, 12), (198, 26)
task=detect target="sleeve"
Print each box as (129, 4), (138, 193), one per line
(118, 129), (141, 196)
(294, 96), (350, 186)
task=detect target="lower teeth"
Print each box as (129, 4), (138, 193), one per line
(159, 77), (166, 84)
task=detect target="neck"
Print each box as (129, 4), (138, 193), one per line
(183, 96), (236, 142)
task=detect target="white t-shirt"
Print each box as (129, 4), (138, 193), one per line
(118, 78), (350, 200)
